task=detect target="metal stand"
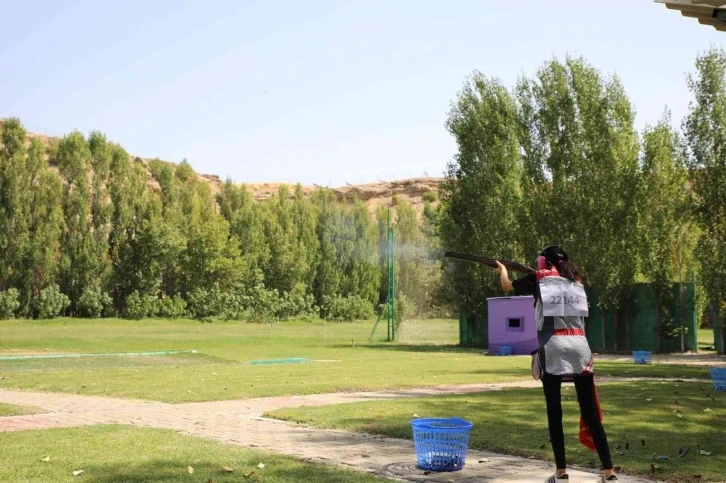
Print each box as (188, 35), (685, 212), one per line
(369, 209), (396, 342)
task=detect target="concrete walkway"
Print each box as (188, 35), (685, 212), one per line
(0, 382), (657, 482)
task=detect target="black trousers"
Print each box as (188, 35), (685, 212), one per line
(542, 373), (613, 470)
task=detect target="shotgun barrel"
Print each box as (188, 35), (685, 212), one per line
(444, 251), (535, 275)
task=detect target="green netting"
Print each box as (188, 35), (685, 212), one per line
(249, 357), (309, 365)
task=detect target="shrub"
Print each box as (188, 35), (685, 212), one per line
(422, 191), (438, 203)
(123, 291), (157, 320)
(78, 287), (113, 318)
(187, 285), (225, 319)
(321, 294), (374, 321)
(276, 284), (318, 320)
(0, 288), (20, 319)
(239, 284), (280, 322)
(157, 295), (187, 319)
(33, 285), (70, 319)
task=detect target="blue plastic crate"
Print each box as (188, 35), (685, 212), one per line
(411, 418), (473, 472)
(498, 345), (513, 356)
(711, 368), (726, 392)
(633, 351), (652, 365)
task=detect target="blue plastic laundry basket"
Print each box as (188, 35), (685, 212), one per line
(710, 368), (726, 392)
(498, 345), (513, 356)
(410, 417), (473, 472)
(632, 351), (652, 365)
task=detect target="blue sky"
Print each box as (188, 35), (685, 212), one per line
(0, 1), (722, 186)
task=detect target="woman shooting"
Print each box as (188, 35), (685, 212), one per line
(495, 245), (617, 483)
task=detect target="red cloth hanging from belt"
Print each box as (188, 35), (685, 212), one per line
(578, 383), (603, 451)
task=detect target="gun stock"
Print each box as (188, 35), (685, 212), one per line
(444, 252), (534, 275)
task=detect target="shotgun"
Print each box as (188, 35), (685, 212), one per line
(444, 251), (535, 275)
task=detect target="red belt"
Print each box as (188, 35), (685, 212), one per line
(553, 328), (585, 336)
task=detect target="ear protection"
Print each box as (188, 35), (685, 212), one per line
(537, 245), (569, 270)
(536, 255), (548, 270)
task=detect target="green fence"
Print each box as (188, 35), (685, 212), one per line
(459, 313), (488, 348)
(460, 280), (698, 353)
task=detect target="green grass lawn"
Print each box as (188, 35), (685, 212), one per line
(595, 362), (711, 380)
(0, 425), (383, 482)
(0, 318), (713, 403)
(269, 382), (726, 482)
(698, 328), (716, 352)
(0, 402), (41, 417)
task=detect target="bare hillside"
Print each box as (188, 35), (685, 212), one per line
(3, 121), (443, 217)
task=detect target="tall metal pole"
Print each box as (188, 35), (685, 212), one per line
(391, 229), (396, 340)
(387, 209), (392, 341)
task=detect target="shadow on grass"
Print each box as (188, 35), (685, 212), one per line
(270, 382), (726, 480)
(83, 460), (377, 483)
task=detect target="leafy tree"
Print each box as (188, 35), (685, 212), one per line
(148, 159), (176, 210)
(260, 186), (309, 294)
(292, 184), (320, 289)
(312, 189), (343, 304)
(57, 132), (102, 311)
(640, 111), (697, 350)
(181, 182), (246, 298)
(0, 120), (64, 315)
(0, 119), (32, 299)
(23, 142), (64, 315)
(217, 180), (270, 281)
(344, 196), (379, 304)
(88, 132), (113, 284)
(684, 47), (726, 353)
(439, 73), (524, 319)
(394, 198), (439, 318)
(516, 58), (641, 348)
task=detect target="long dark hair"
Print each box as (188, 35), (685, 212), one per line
(556, 260), (584, 283)
(540, 245), (584, 283)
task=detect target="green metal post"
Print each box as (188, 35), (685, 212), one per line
(371, 209), (396, 342)
(388, 225), (392, 341)
(386, 209), (392, 341)
(391, 228), (396, 340)
(368, 308), (384, 342)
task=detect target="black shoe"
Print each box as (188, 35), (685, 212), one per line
(545, 473), (569, 483)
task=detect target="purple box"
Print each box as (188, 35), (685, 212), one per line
(487, 296), (538, 355)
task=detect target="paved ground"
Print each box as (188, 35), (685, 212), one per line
(0, 381), (659, 482)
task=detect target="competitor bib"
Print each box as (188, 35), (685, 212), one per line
(540, 282), (589, 317)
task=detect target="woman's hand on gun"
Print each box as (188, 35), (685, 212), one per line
(495, 261), (514, 292)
